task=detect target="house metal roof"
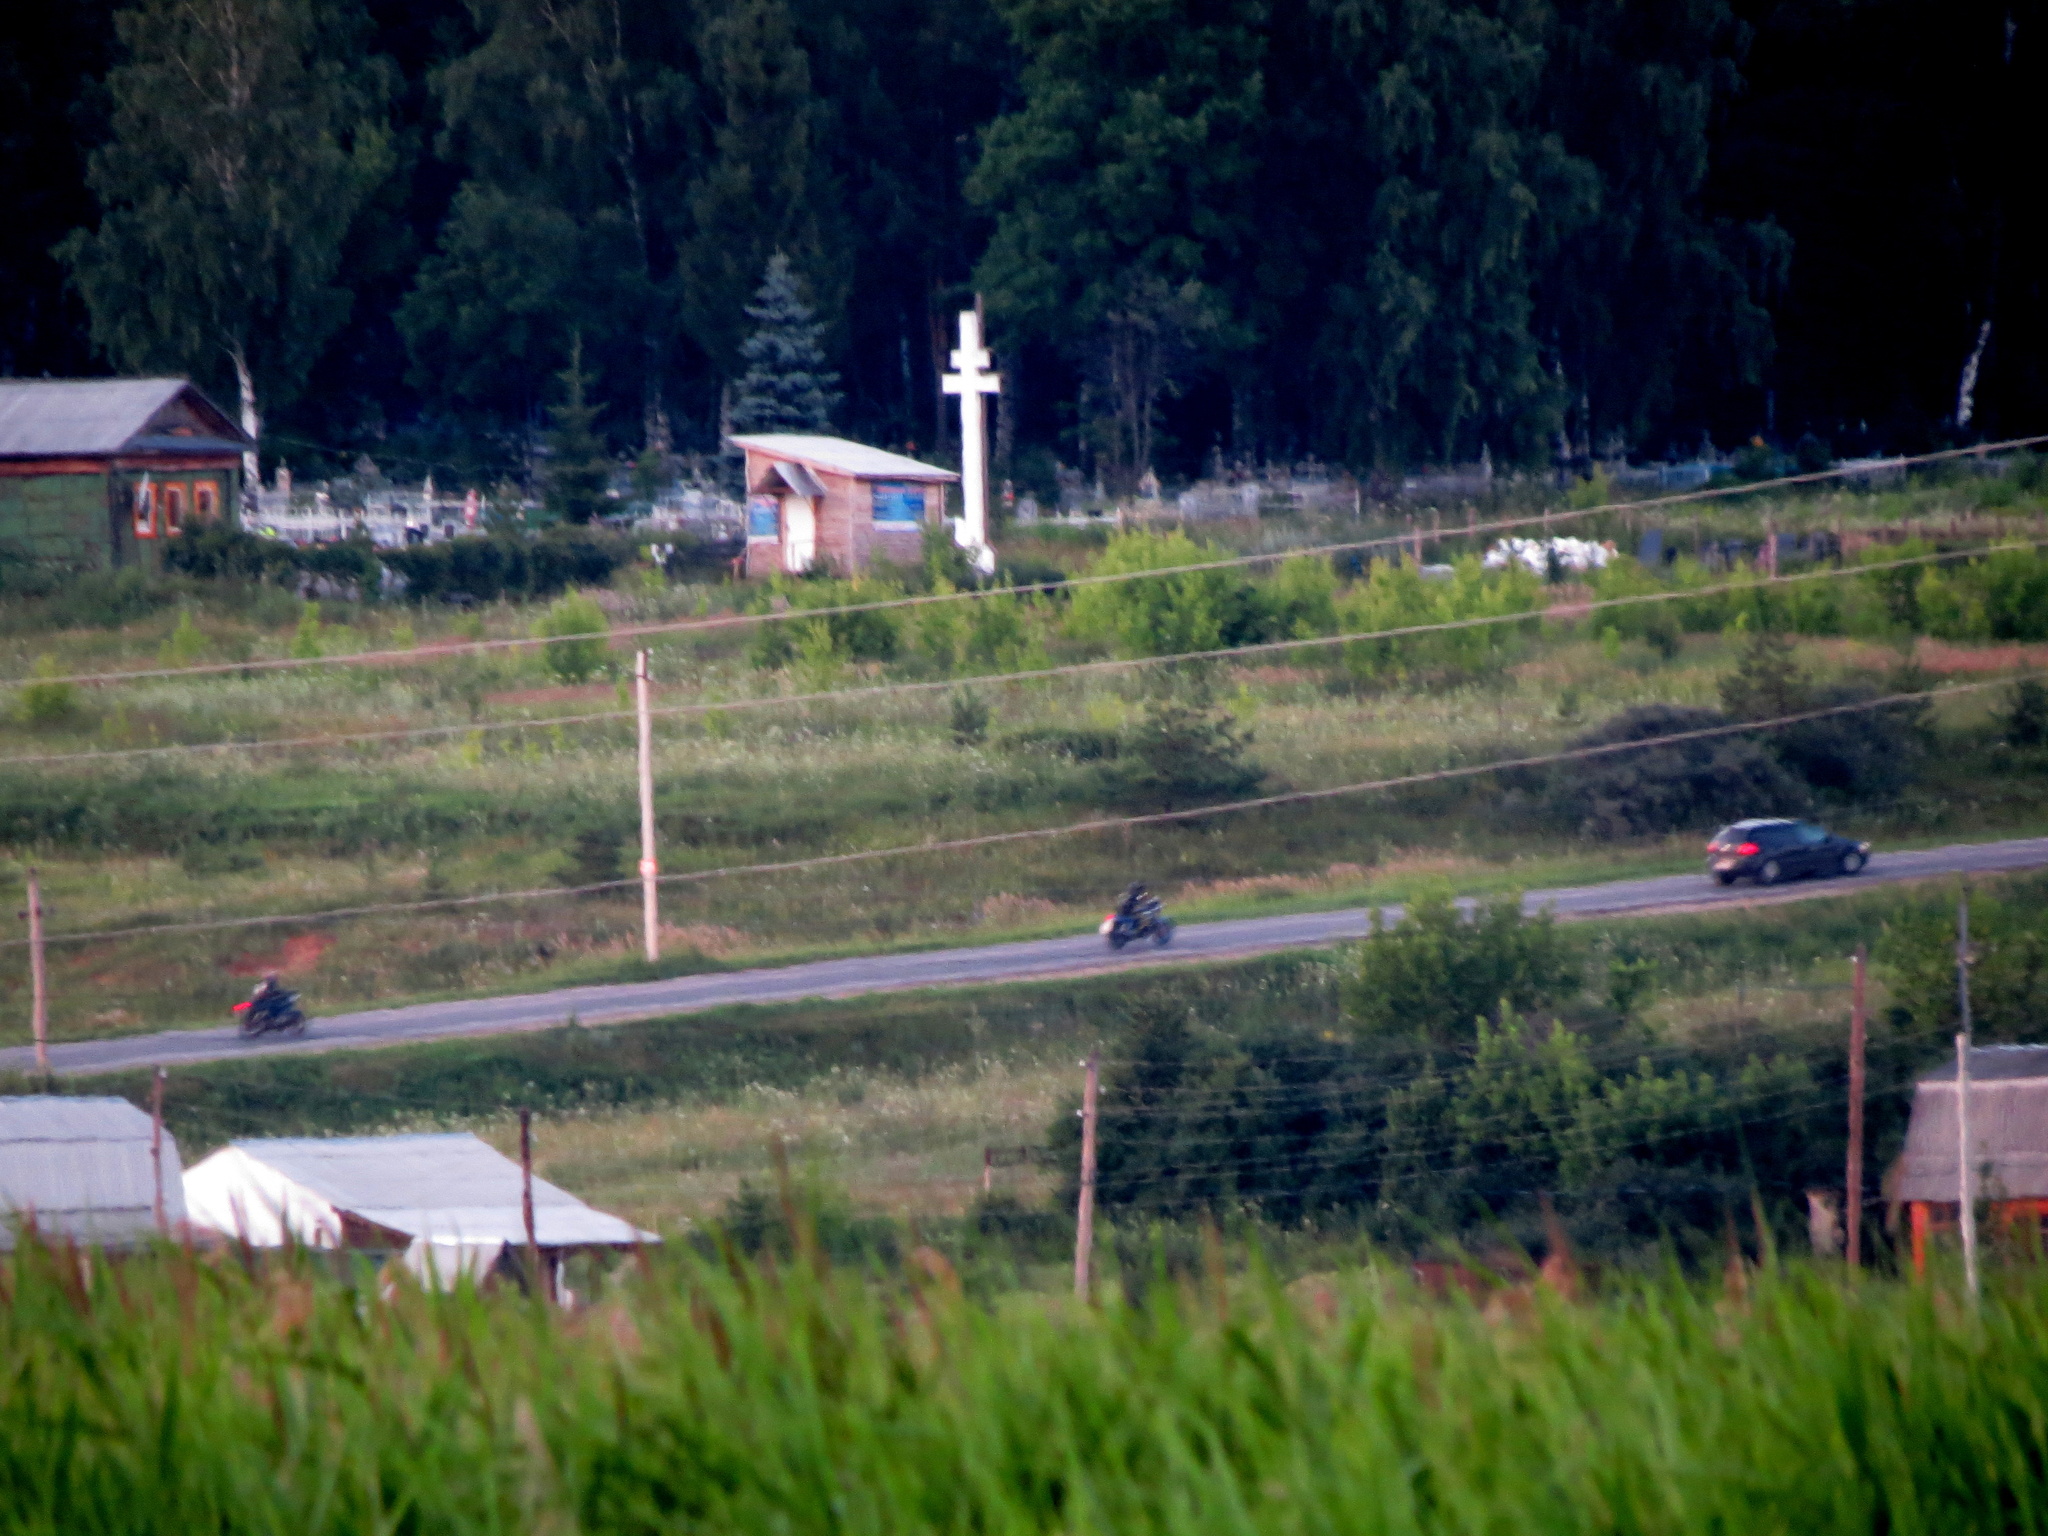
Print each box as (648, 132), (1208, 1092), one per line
(0, 1095), (184, 1249)
(728, 433), (957, 482)
(184, 1133), (654, 1247)
(1898, 1047), (2048, 1202)
(0, 378), (250, 458)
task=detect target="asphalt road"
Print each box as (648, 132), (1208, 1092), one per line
(10, 834), (2048, 1080)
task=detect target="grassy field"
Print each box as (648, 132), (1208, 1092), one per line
(3, 468), (2047, 1048)
(7, 1232), (2048, 1536)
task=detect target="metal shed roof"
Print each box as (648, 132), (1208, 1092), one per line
(1898, 1046), (2048, 1202)
(184, 1133), (653, 1247)
(0, 378), (250, 457)
(0, 1095), (184, 1248)
(728, 434), (957, 482)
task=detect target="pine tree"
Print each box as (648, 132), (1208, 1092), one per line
(543, 336), (613, 523)
(728, 254), (840, 433)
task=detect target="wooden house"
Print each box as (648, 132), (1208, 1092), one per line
(0, 378), (251, 573)
(729, 433), (956, 579)
(1897, 1044), (2048, 1272)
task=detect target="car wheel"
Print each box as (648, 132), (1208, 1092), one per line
(1840, 850), (1866, 876)
(1758, 859), (1783, 886)
(1715, 871), (1738, 886)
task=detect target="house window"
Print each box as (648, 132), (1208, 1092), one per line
(747, 494), (780, 540)
(133, 481), (156, 539)
(872, 483), (925, 525)
(193, 481), (219, 522)
(161, 483), (187, 534)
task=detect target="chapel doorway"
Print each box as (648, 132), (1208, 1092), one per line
(783, 497), (816, 572)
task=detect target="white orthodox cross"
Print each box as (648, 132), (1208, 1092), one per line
(941, 308), (1000, 573)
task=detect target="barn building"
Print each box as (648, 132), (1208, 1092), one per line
(183, 1132), (653, 1288)
(0, 378), (250, 573)
(1897, 1044), (2048, 1273)
(730, 433), (956, 578)
(0, 1096), (186, 1249)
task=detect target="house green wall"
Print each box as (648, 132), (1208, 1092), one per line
(0, 471), (116, 571)
(0, 465), (241, 574)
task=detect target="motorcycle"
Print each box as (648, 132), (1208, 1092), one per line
(233, 988), (308, 1039)
(1100, 903), (1175, 950)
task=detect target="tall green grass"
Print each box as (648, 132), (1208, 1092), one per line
(4, 1238), (2047, 1534)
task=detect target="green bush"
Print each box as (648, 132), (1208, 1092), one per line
(1336, 555), (1541, 688)
(1881, 890), (2048, 1046)
(14, 654), (79, 728)
(1065, 528), (1266, 657)
(533, 592), (611, 682)
(1544, 703), (1804, 838)
(1346, 887), (1578, 1045)
(1103, 698), (1264, 809)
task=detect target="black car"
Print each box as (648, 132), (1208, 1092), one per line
(1706, 819), (1870, 886)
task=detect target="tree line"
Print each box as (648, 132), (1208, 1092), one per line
(2, 0), (2041, 491)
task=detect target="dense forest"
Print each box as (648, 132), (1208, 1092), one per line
(1, 0), (2040, 491)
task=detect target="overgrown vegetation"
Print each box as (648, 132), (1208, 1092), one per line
(7, 1235), (2048, 1535)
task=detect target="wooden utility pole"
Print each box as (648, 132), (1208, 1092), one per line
(1073, 1051), (1100, 1301)
(635, 650), (659, 964)
(149, 1065), (168, 1233)
(1957, 893), (1979, 1298)
(519, 1107), (549, 1301)
(24, 867), (47, 1075)
(1845, 948), (1867, 1267)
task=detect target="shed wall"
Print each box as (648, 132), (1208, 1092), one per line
(0, 471), (115, 571)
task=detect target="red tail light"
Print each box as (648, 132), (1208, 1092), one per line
(1736, 842), (1759, 856)
(232, 1001), (250, 1013)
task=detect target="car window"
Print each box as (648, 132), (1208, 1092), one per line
(1796, 824), (1828, 845)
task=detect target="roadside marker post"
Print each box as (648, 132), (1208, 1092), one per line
(635, 650), (659, 964)
(1074, 1051), (1100, 1301)
(23, 868), (46, 1075)
(150, 1065), (167, 1233)
(1957, 893), (1979, 1299)
(1845, 947), (1866, 1268)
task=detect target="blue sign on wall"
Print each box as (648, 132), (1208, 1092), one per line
(872, 483), (925, 525)
(747, 495), (779, 539)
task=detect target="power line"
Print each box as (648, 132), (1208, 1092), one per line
(1, 535), (2032, 770)
(0, 675), (2005, 950)
(9, 430), (2045, 693)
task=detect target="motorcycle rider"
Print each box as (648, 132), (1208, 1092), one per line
(249, 971), (287, 1024)
(1116, 882), (1160, 925)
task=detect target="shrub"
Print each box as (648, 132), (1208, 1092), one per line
(556, 823), (629, 889)
(1066, 529), (1265, 657)
(1546, 704), (1804, 838)
(533, 592), (611, 683)
(159, 609), (206, 666)
(1336, 556), (1541, 689)
(2003, 678), (2048, 749)
(1882, 891), (2048, 1045)
(161, 524), (299, 582)
(1104, 698), (1263, 809)
(288, 601), (324, 659)
(14, 654), (78, 728)
(1345, 887), (1578, 1045)
(948, 689), (990, 747)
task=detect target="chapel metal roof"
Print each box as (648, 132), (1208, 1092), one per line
(728, 433), (958, 482)
(1897, 1046), (2048, 1202)
(188, 1133), (654, 1247)
(0, 1095), (185, 1249)
(0, 378), (250, 457)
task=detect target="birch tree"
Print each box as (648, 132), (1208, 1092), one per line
(61, 0), (392, 497)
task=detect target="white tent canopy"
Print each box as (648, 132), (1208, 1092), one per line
(182, 1132), (653, 1254)
(0, 1095), (184, 1249)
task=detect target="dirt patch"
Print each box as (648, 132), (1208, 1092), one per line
(224, 932), (335, 977)
(1911, 638), (2048, 675)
